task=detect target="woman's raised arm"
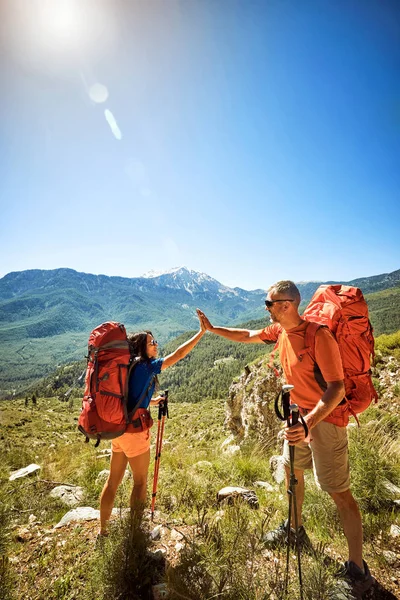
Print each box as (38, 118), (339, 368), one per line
(161, 309), (206, 370)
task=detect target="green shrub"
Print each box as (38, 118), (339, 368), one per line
(302, 482), (340, 540)
(375, 331), (400, 361)
(231, 452), (271, 487)
(371, 377), (383, 395)
(349, 421), (400, 514)
(167, 504), (287, 600)
(167, 504), (352, 600)
(92, 514), (160, 600)
(300, 546), (353, 600)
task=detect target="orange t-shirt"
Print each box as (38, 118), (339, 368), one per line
(259, 321), (345, 425)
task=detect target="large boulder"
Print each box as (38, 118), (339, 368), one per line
(225, 358), (283, 444)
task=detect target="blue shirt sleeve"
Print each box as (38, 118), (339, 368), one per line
(149, 358), (164, 375)
(127, 358), (164, 411)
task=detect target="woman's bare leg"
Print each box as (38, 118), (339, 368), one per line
(128, 449), (151, 514)
(99, 451), (128, 534)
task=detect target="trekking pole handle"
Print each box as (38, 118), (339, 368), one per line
(158, 390), (169, 418)
(290, 404), (299, 427)
(164, 389), (169, 418)
(289, 403), (309, 439)
(282, 385), (293, 421)
(275, 384), (294, 422)
(158, 397), (164, 420)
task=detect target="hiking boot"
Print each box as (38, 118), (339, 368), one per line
(342, 560), (375, 599)
(262, 520), (312, 551)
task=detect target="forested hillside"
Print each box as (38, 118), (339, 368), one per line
(158, 323), (270, 403)
(365, 287), (400, 335)
(1, 267), (399, 397)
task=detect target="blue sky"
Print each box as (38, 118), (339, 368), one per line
(1, 0), (399, 290)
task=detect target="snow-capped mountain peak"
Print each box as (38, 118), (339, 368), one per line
(141, 266), (188, 278)
(140, 266), (236, 296)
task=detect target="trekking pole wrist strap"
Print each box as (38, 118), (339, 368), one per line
(275, 390), (290, 421)
(275, 390), (309, 438)
(299, 413), (309, 439)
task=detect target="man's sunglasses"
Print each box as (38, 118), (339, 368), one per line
(264, 299), (294, 308)
(148, 339), (158, 346)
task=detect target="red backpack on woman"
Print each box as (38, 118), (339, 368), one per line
(78, 322), (131, 445)
(78, 322), (154, 446)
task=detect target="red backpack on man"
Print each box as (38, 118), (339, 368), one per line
(302, 285), (378, 424)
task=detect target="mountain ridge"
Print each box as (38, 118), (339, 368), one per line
(2, 265), (399, 297)
(0, 266), (399, 393)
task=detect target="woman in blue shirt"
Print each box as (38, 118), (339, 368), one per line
(99, 310), (206, 535)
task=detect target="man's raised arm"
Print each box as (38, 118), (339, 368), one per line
(196, 309), (265, 344)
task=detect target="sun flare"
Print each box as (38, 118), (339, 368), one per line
(2, 0), (114, 68)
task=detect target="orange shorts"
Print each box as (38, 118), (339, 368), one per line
(111, 429), (151, 458)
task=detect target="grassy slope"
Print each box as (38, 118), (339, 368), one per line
(1, 315), (400, 599)
(1, 390), (399, 599)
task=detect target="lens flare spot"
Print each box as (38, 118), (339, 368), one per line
(89, 83), (109, 104)
(104, 109), (122, 140)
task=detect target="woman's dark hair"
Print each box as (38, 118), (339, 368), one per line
(127, 330), (159, 391)
(127, 330), (154, 361)
(127, 331), (160, 391)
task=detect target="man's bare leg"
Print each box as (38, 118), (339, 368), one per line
(329, 489), (363, 570)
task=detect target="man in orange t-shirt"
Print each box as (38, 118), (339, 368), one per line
(259, 320), (349, 427)
(197, 280), (374, 596)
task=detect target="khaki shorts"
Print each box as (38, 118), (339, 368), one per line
(283, 420), (350, 493)
(111, 429), (151, 458)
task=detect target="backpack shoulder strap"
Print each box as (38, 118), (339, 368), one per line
(126, 359), (156, 422)
(299, 321), (333, 393)
(267, 327), (284, 377)
(297, 321), (324, 363)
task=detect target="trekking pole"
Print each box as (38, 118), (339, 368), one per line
(151, 390), (169, 521)
(286, 403), (303, 600)
(275, 385), (308, 600)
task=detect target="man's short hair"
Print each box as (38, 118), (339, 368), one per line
(268, 280), (301, 306)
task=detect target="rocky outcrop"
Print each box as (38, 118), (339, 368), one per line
(226, 351), (400, 447)
(225, 357), (283, 445)
(374, 355), (400, 413)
